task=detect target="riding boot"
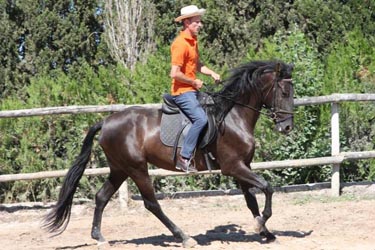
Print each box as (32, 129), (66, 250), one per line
(176, 156), (198, 173)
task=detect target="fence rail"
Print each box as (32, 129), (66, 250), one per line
(1, 93), (375, 197)
(1, 94), (374, 118)
(0, 151), (374, 183)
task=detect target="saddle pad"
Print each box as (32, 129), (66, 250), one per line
(160, 113), (190, 147)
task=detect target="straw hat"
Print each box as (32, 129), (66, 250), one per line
(175, 5), (206, 22)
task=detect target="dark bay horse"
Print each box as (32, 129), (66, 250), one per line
(43, 60), (294, 248)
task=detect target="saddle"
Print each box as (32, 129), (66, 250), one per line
(160, 92), (217, 170)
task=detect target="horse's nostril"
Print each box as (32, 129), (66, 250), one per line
(285, 125), (291, 132)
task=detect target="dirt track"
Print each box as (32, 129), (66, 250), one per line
(1, 184), (375, 250)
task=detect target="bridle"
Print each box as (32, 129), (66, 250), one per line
(266, 77), (294, 124)
(211, 71), (294, 124)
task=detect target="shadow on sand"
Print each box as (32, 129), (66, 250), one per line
(105, 224), (313, 248)
(53, 224), (313, 249)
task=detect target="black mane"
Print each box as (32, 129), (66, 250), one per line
(210, 60), (290, 123)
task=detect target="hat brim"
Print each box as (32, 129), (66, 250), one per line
(175, 9), (206, 22)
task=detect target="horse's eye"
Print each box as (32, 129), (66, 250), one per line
(282, 84), (290, 97)
(278, 81), (290, 97)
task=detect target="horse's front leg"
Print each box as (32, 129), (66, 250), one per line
(239, 179), (276, 242)
(223, 164), (276, 242)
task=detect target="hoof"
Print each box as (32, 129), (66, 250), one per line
(92, 227), (106, 243)
(182, 237), (197, 248)
(97, 240), (110, 249)
(260, 231), (276, 243)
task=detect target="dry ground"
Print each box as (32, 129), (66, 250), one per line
(1, 184), (375, 250)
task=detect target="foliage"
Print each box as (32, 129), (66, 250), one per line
(322, 29), (375, 182)
(0, 0), (110, 99)
(0, 64), (120, 202)
(293, 0), (375, 55)
(121, 45), (171, 104)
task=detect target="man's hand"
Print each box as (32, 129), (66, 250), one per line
(192, 79), (204, 89)
(211, 72), (221, 84)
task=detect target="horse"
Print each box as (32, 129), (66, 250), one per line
(43, 60), (294, 248)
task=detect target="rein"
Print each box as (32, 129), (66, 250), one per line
(211, 92), (269, 116)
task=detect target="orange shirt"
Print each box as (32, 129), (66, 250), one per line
(170, 31), (199, 95)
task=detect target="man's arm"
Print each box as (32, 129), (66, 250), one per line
(197, 62), (221, 82)
(170, 65), (203, 89)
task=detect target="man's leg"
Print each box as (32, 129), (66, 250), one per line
(173, 91), (208, 159)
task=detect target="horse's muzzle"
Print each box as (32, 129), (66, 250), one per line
(274, 115), (293, 135)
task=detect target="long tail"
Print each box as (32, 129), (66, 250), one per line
(43, 121), (103, 235)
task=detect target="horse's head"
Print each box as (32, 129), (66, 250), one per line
(260, 62), (294, 134)
(214, 60), (294, 134)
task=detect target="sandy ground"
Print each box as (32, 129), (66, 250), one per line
(1, 184), (375, 250)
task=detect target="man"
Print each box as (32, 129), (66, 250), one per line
(170, 5), (221, 172)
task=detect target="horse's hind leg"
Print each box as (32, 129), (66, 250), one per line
(132, 173), (197, 248)
(91, 171), (127, 243)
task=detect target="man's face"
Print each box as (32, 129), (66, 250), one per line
(186, 16), (203, 36)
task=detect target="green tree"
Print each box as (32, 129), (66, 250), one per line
(293, 0), (375, 55)
(0, 1), (27, 98)
(0, 0), (111, 99)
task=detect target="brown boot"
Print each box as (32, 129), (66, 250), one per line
(176, 156), (198, 173)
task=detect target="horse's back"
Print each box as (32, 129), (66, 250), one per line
(98, 106), (161, 153)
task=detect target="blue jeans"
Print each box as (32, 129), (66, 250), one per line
(173, 91), (208, 159)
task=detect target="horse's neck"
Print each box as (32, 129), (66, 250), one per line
(226, 99), (261, 134)
(213, 89), (263, 128)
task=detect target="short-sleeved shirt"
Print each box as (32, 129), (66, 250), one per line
(170, 31), (199, 95)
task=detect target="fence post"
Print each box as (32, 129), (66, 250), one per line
(118, 180), (129, 210)
(331, 103), (340, 196)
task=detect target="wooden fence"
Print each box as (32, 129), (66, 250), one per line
(1, 93), (375, 198)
